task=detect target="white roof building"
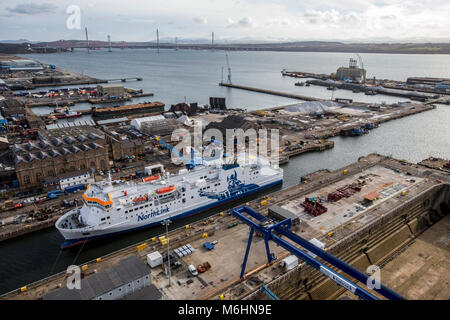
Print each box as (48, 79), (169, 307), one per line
(130, 115), (166, 130)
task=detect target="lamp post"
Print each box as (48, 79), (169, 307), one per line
(161, 219), (172, 286)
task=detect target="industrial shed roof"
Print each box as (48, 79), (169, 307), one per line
(43, 255), (150, 300)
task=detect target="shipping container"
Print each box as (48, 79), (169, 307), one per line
(281, 255), (299, 270)
(64, 184), (86, 194)
(146, 251), (163, 268)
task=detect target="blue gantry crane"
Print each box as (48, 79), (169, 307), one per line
(230, 206), (404, 300)
(261, 284), (280, 300)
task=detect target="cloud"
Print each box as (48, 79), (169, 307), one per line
(192, 17), (208, 24)
(380, 14), (397, 20)
(265, 18), (292, 27)
(6, 2), (57, 15)
(227, 16), (254, 28)
(1, 0), (450, 42)
(303, 9), (361, 25)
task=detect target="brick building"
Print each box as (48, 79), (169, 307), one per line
(12, 126), (109, 190)
(104, 130), (145, 161)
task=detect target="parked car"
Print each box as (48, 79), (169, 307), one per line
(188, 264), (198, 276)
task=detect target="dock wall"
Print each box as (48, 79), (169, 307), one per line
(219, 83), (321, 102)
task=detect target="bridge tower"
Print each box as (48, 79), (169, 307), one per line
(85, 27), (90, 54)
(156, 29), (160, 54)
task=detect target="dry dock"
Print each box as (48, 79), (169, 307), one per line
(2, 154), (448, 300)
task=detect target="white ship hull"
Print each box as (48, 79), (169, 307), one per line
(56, 162), (283, 248)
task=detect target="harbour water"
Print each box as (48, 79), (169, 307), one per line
(0, 49), (449, 295)
(23, 49), (450, 114)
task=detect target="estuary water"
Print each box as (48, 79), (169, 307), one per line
(0, 49), (448, 295)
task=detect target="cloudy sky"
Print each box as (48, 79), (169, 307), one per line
(1, 0), (449, 42)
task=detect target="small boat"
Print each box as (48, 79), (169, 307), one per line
(143, 174), (160, 182)
(55, 110), (82, 119)
(156, 185), (176, 194)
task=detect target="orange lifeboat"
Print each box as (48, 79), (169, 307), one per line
(156, 185), (176, 194)
(133, 195), (148, 202)
(143, 174), (160, 182)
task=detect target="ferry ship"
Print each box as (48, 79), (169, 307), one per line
(56, 159), (283, 248)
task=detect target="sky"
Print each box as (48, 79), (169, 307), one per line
(1, 0), (450, 43)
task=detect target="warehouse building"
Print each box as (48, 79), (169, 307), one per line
(131, 115), (179, 136)
(104, 128), (145, 161)
(97, 84), (125, 97)
(1, 98), (26, 118)
(43, 255), (162, 300)
(0, 59), (43, 71)
(12, 126), (109, 190)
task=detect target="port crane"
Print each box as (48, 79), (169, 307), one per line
(355, 53), (365, 83)
(226, 53), (232, 84)
(231, 206), (404, 300)
(260, 284), (279, 300)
